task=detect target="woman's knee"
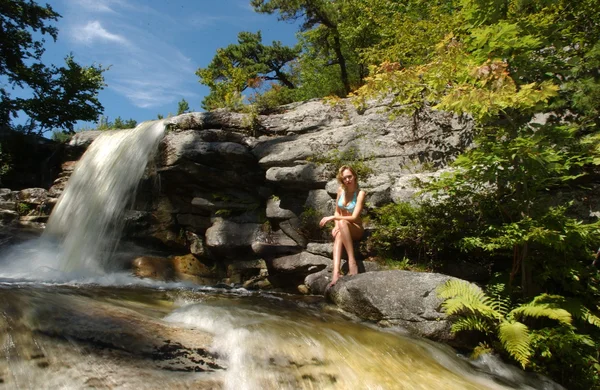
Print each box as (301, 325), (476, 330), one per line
(338, 220), (351, 231)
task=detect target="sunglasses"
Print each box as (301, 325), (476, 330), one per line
(342, 175), (354, 181)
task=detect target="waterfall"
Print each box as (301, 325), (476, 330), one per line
(43, 120), (166, 274)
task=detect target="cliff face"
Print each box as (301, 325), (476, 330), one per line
(112, 98), (474, 290)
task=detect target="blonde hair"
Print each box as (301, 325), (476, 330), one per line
(336, 165), (358, 191)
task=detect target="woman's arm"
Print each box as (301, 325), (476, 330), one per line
(319, 190), (366, 227)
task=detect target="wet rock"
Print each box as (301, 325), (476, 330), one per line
(132, 256), (175, 281)
(185, 231), (206, 257)
(227, 259), (268, 285)
(172, 254), (214, 279)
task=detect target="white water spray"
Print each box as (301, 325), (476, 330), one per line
(43, 120), (166, 274)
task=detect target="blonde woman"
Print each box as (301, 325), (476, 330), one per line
(319, 165), (366, 287)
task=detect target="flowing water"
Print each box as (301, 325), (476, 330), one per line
(0, 123), (562, 389)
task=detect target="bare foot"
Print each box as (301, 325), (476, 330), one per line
(327, 275), (341, 288)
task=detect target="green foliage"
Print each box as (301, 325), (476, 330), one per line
(95, 116), (138, 130)
(0, 143), (12, 179)
(176, 99), (190, 115)
(251, 0), (354, 95)
(16, 202), (31, 216)
(197, 31), (299, 110)
(438, 279), (573, 368)
(0, 1), (107, 134)
(50, 130), (71, 143)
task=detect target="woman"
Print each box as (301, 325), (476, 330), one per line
(319, 165), (366, 287)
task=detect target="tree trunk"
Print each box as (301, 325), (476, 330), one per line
(332, 33), (350, 96)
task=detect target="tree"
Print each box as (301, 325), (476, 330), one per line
(251, 0), (353, 95)
(0, 0), (107, 134)
(177, 98), (190, 115)
(196, 31), (299, 110)
(356, 0), (600, 297)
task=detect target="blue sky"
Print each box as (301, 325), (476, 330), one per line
(39, 0), (301, 127)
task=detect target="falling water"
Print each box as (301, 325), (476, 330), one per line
(44, 120), (165, 274)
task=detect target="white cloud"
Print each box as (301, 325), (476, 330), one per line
(60, 0), (200, 109)
(68, 0), (117, 14)
(72, 21), (129, 46)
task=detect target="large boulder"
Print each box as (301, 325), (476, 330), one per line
(326, 270), (466, 345)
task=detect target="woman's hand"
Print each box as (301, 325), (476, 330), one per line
(319, 216), (334, 227)
(331, 226), (339, 238)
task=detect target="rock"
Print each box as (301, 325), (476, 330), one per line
(251, 228), (302, 258)
(265, 164), (330, 189)
(161, 130), (256, 169)
(266, 197), (297, 220)
(171, 254), (211, 277)
(278, 217), (308, 248)
(68, 131), (103, 147)
(17, 188), (48, 205)
(304, 189), (335, 218)
(257, 99), (349, 135)
(176, 214), (212, 232)
(185, 231), (206, 257)
(227, 259), (268, 285)
(132, 256), (175, 281)
(165, 110), (251, 131)
(326, 270), (466, 345)
(267, 251), (331, 290)
(0, 188), (13, 201)
(205, 219), (261, 258)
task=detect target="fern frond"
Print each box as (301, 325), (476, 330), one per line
(438, 280), (501, 319)
(528, 295), (600, 328)
(511, 303), (572, 326)
(498, 321), (531, 368)
(489, 296), (511, 316)
(451, 315), (493, 334)
(580, 307), (600, 329)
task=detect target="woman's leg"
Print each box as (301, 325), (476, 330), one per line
(330, 232), (343, 286)
(338, 220), (363, 276)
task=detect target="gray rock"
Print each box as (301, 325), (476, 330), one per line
(269, 251), (331, 274)
(326, 270), (464, 344)
(185, 231), (206, 257)
(166, 110), (251, 131)
(266, 197), (296, 220)
(68, 130), (103, 147)
(205, 219), (261, 258)
(251, 228), (301, 258)
(265, 164), (330, 189)
(304, 189), (335, 217)
(279, 217), (307, 247)
(161, 130), (255, 168)
(0, 188), (14, 201)
(17, 188), (48, 205)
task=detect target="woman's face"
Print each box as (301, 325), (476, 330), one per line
(341, 169), (355, 186)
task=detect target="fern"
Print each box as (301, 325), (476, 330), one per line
(511, 304), (572, 326)
(498, 321), (532, 368)
(451, 316), (493, 334)
(438, 279), (500, 319)
(437, 279), (590, 369)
